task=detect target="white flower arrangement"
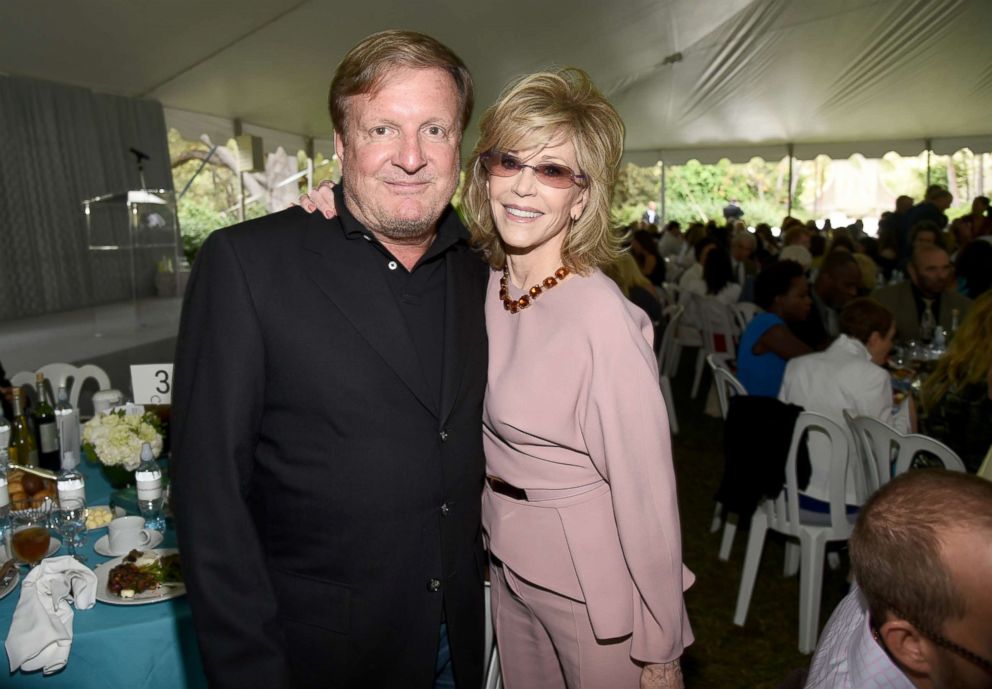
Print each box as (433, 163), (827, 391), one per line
(82, 405), (163, 471)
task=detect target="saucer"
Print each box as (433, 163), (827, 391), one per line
(94, 531), (165, 557)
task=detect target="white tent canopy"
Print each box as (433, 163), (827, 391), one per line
(2, 0), (990, 162)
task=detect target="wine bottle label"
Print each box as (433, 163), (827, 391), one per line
(136, 485), (162, 501)
(0, 477), (8, 508)
(39, 422), (58, 453)
(57, 478), (84, 492)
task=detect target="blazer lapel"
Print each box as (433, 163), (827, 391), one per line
(303, 214), (436, 416)
(439, 246), (482, 426)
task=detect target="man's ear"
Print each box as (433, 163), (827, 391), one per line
(879, 619), (934, 679)
(334, 130), (345, 161)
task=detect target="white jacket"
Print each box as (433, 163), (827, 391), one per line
(779, 335), (910, 504)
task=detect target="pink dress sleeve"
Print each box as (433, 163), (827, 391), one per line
(580, 292), (694, 663)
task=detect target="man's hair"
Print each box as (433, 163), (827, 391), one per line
(819, 249), (858, 277)
(462, 68), (625, 273)
(664, 220), (681, 233)
(329, 30), (474, 139)
(838, 297), (893, 343)
(732, 231), (756, 248)
(753, 259), (805, 310)
(924, 184), (947, 201)
(783, 226), (808, 246)
(908, 220), (946, 250)
(851, 470), (992, 629)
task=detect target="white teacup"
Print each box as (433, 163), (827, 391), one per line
(107, 516), (156, 554)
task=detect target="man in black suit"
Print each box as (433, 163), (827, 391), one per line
(171, 31), (488, 689)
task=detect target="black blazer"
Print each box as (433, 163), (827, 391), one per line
(171, 206), (489, 689)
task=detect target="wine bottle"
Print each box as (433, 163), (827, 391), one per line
(57, 448), (86, 505)
(32, 373), (60, 471)
(0, 448), (10, 550)
(9, 389), (38, 467)
(0, 405), (9, 450)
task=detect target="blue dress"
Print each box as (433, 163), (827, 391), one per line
(737, 312), (787, 397)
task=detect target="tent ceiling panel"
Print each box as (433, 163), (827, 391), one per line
(1, 0), (989, 158)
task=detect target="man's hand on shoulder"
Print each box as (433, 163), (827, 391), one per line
(295, 180), (338, 219)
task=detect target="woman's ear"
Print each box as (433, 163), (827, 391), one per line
(570, 188), (589, 222)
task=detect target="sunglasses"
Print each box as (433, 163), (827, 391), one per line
(480, 150), (587, 189)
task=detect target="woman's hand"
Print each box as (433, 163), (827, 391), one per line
(640, 660), (684, 689)
(297, 180), (338, 218)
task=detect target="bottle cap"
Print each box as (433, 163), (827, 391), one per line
(141, 443), (154, 462)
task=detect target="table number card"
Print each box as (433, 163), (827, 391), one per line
(130, 364), (174, 405)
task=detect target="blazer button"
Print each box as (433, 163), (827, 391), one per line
(439, 430), (449, 442)
(427, 578), (441, 592)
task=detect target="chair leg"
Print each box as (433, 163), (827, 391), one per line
(784, 542), (800, 577)
(718, 513), (737, 561)
(670, 343), (682, 377)
(710, 502), (723, 533)
(733, 511), (768, 626)
(660, 376), (679, 435)
(691, 349), (705, 399)
(797, 531), (827, 654)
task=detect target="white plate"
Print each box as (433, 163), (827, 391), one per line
(93, 530), (164, 557)
(0, 568), (20, 600)
(94, 548), (185, 606)
(12, 538), (61, 565)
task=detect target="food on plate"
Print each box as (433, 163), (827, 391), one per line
(107, 550), (184, 599)
(8, 469), (57, 509)
(85, 506), (114, 529)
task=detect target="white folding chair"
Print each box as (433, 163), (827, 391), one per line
(733, 412), (853, 654)
(11, 363), (112, 409)
(732, 302), (760, 334)
(690, 295), (737, 399)
(656, 304), (684, 435)
(706, 354), (748, 559)
(842, 411), (893, 496)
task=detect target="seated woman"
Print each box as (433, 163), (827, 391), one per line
(680, 245), (741, 305)
(604, 252), (663, 349)
(922, 290), (992, 472)
(780, 297), (913, 510)
(676, 236), (716, 290)
(736, 260), (812, 397)
(630, 229), (667, 286)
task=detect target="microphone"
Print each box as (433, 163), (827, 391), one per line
(129, 147), (150, 162)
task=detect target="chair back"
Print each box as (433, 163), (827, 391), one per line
(11, 363), (112, 409)
(693, 294), (738, 362)
(732, 302), (761, 335)
(657, 304), (684, 379)
(707, 354), (747, 420)
(843, 411), (883, 499)
(893, 434), (966, 475)
(765, 412), (851, 537)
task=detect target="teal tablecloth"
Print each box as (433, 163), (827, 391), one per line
(0, 459), (207, 688)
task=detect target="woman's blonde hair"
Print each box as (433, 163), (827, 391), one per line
(461, 68), (625, 273)
(922, 291), (992, 410)
(602, 251), (653, 298)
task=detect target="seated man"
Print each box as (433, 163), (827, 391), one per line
(791, 250), (862, 350)
(873, 243), (971, 341)
(780, 298), (912, 510)
(805, 470), (992, 689)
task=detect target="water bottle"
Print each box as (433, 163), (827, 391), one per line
(56, 449), (86, 505)
(135, 443), (165, 532)
(0, 449), (11, 557)
(54, 386), (80, 456)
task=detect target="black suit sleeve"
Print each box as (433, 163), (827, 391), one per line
(171, 230), (292, 688)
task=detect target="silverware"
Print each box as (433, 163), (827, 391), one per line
(0, 559), (16, 587)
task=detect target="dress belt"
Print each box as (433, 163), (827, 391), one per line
(486, 476), (605, 503)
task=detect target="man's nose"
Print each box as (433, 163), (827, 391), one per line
(395, 134), (427, 173)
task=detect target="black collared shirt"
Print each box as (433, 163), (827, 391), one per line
(335, 183), (461, 412)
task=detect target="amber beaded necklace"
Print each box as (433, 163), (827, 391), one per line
(499, 265), (570, 314)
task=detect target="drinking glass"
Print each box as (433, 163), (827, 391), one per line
(55, 497), (87, 563)
(11, 506), (52, 568)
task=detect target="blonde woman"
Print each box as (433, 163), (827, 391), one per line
(922, 290), (992, 472)
(461, 68), (691, 689)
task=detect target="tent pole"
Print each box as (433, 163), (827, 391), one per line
(787, 143), (794, 217)
(660, 158), (667, 225)
(926, 138), (932, 188)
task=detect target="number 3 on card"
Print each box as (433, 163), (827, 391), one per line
(131, 364), (174, 405)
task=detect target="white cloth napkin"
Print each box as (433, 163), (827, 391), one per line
(5, 556), (97, 675)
